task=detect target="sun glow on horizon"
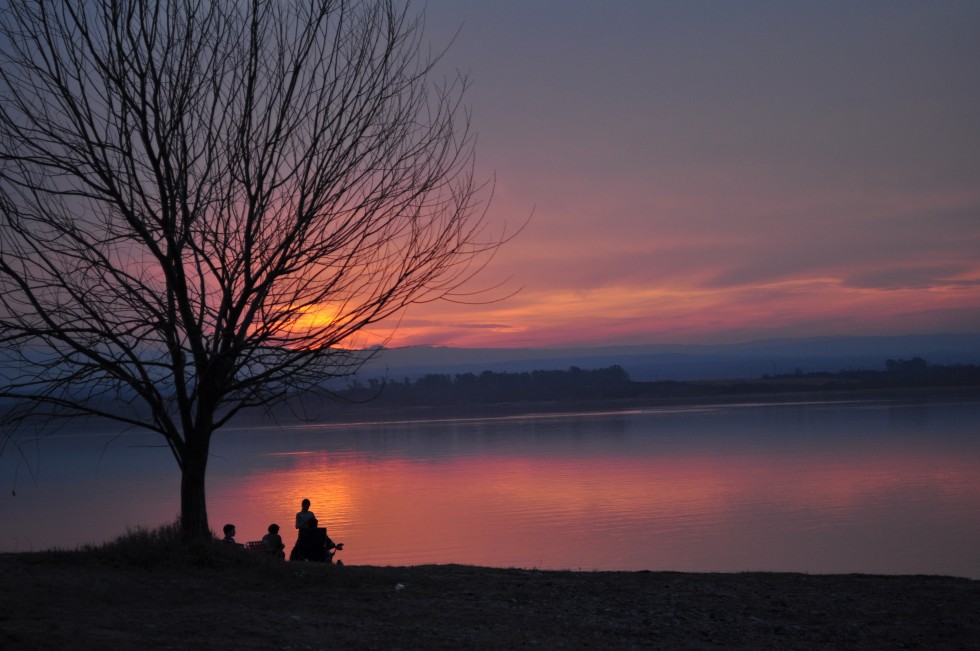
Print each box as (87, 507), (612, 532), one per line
(268, 302), (390, 349)
(286, 303), (339, 332)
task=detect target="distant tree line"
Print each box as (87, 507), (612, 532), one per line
(338, 359), (980, 407)
(343, 365), (634, 404)
(766, 357), (980, 386)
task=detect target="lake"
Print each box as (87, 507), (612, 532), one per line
(2, 397), (979, 578)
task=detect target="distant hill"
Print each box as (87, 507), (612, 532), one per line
(352, 333), (980, 382)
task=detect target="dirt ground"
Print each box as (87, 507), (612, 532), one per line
(1, 552), (978, 650)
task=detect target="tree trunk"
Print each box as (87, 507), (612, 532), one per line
(179, 439), (211, 540)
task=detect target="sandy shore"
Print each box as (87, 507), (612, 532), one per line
(1, 552), (978, 650)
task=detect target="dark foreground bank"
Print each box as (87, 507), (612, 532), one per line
(1, 551), (978, 650)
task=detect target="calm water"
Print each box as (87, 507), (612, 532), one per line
(2, 398), (979, 578)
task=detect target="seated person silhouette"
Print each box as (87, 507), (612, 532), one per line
(221, 523), (242, 547)
(262, 523), (286, 559)
(290, 517), (343, 563)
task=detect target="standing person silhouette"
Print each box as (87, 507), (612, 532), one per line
(295, 498), (316, 529)
(289, 499), (345, 562)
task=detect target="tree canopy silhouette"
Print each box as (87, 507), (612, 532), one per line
(0, 0), (505, 538)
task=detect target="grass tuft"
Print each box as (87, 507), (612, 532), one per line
(77, 521), (265, 570)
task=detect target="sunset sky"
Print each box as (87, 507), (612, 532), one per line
(372, 1), (980, 349)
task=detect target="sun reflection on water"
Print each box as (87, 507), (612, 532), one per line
(3, 400), (980, 578)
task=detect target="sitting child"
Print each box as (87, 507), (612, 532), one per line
(221, 523), (240, 545)
(262, 523), (286, 559)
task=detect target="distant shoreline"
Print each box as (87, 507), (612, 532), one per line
(250, 383), (980, 429)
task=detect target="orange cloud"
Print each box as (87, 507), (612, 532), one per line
(379, 272), (980, 348)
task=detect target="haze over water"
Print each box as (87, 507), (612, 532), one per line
(2, 398), (979, 579)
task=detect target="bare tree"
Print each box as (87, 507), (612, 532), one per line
(0, 0), (504, 538)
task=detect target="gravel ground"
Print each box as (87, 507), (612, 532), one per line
(2, 552), (978, 649)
